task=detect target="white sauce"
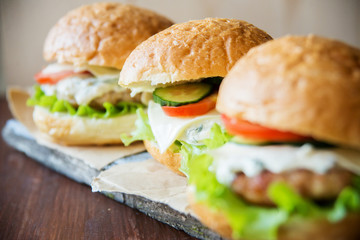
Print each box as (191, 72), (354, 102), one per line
(147, 101), (222, 153)
(179, 119), (222, 145)
(41, 75), (125, 105)
(209, 142), (360, 186)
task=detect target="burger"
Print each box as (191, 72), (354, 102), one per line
(27, 2), (173, 145)
(119, 18), (272, 175)
(187, 35), (360, 239)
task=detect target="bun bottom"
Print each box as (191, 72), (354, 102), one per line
(143, 140), (184, 176)
(188, 191), (360, 240)
(33, 106), (138, 145)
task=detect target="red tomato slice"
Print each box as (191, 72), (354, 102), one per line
(34, 70), (77, 84)
(222, 114), (310, 141)
(162, 94), (217, 117)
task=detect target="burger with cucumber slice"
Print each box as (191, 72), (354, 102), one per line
(187, 35), (360, 240)
(27, 2), (173, 145)
(119, 18), (272, 175)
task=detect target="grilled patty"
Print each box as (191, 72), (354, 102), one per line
(231, 167), (354, 206)
(89, 89), (142, 110)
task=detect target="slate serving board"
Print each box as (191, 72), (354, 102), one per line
(2, 119), (222, 240)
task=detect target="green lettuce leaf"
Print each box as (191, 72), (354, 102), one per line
(179, 123), (230, 177)
(188, 152), (360, 240)
(328, 186), (360, 222)
(268, 182), (314, 215)
(202, 123), (231, 149)
(120, 108), (154, 146)
(179, 141), (204, 178)
(27, 85), (144, 118)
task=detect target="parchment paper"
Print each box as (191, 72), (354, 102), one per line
(6, 87), (145, 170)
(91, 158), (191, 214)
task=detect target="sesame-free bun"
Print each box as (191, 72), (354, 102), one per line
(217, 35), (360, 149)
(188, 190), (360, 240)
(143, 140), (184, 176)
(119, 18), (272, 92)
(33, 106), (138, 145)
(43, 2), (173, 69)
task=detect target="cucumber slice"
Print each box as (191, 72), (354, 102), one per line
(153, 82), (213, 106)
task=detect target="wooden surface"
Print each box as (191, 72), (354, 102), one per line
(0, 96), (196, 240)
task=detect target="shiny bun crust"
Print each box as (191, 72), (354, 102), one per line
(217, 35), (360, 149)
(143, 140), (184, 176)
(119, 18), (272, 91)
(33, 106), (138, 145)
(188, 191), (360, 240)
(43, 2), (173, 69)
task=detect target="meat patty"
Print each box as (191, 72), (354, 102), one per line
(231, 167), (354, 206)
(89, 89), (142, 110)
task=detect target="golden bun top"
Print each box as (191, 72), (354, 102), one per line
(217, 35), (360, 149)
(119, 18), (272, 93)
(43, 2), (173, 69)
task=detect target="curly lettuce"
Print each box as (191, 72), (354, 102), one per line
(188, 153), (360, 240)
(27, 85), (144, 118)
(120, 108), (155, 145)
(179, 123), (230, 177)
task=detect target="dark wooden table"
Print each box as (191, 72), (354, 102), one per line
(0, 96), (196, 240)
